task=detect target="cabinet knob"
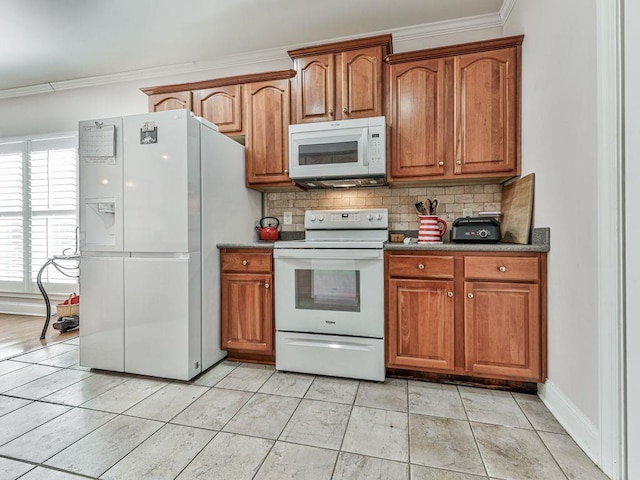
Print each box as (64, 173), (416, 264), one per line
(438, 161), (444, 166)
(242, 260), (248, 266)
(343, 108), (348, 114)
(284, 169), (289, 174)
(456, 160), (462, 165)
(328, 109), (334, 116)
(418, 264), (425, 270)
(265, 283), (270, 289)
(448, 291), (454, 297)
(499, 266), (507, 272)
(468, 292), (474, 299)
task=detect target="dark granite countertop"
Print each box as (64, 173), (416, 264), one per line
(218, 228), (550, 253)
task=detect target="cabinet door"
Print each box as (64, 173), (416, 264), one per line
(148, 92), (193, 112)
(464, 281), (540, 380)
(454, 48), (518, 175)
(193, 85), (243, 135)
(245, 79), (292, 186)
(340, 46), (383, 119)
(221, 273), (273, 354)
(389, 59), (446, 179)
(294, 54), (335, 123)
(387, 278), (455, 371)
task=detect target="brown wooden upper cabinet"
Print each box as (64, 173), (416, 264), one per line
(386, 35), (523, 185)
(143, 80), (244, 134)
(148, 92), (193, 112)
(141, 70), (297, 191)
(288, 35), (392, 123)
(193, 85), (243, 135)
(141, 70), (296, 138)
(245, 78), (296, 189)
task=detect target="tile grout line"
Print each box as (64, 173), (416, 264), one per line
(330, 378), (361, 479)
(510, 391), (571, 480)
(457, 385), (492, 479)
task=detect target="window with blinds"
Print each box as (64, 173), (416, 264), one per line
(0, 135), (78, 294)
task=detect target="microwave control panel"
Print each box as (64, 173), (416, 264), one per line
(367, 123), (386, 173)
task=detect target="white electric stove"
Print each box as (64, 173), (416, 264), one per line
(273, 208), (388, 382)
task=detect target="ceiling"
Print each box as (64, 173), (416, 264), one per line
(0, 0), (507, 95)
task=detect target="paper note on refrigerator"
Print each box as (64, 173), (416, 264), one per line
(80, 124), (116, 158)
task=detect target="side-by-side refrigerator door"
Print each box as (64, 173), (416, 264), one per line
(122, 111), (200, 254)
(79, 117), (123, 252)
(79, 255), (124, 371)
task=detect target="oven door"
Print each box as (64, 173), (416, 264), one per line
(289, 127), (369, 180)
(274, 248), (384, 338)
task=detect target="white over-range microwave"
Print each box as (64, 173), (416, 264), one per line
(288, 116), (387, 188)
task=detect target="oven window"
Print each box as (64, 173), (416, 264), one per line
(295, 269), (360, 312)
(298, 142), (358, 165)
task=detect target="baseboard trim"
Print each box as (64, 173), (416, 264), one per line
(538, 379), (601, 465)
(0, 299), (64, 317)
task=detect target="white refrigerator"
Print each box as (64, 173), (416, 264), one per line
(78, 109), (261, 380)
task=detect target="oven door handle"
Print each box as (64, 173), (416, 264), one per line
(273, 248), (383, 260)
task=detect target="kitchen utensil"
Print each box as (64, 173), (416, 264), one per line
(256, 216), (280, 241)
(415, 202), (427, 215)
(426, 198), (438, 215)
(418, 215), (447, 243)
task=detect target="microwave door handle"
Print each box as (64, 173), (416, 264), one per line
(361, 128), (369, 166)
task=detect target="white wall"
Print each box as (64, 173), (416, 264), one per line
(625, 0), (639, 476)
(504, 0), (602, 460)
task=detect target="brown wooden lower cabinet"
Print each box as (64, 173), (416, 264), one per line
(220, 249), (274, 363)
(386, 251), (546, 383)
(387, 278), (455, 371)
(464, 281), (540, 380)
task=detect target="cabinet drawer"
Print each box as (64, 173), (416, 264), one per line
(388, 255), (454, 279)
(464, 256), (539, 282)
(222, 251), (272, 273)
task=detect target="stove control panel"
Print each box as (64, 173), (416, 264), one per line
(305, 209), (388, 230)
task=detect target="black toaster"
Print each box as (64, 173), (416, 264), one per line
(451, 217), (501, 243)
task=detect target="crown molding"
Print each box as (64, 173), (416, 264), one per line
(0, 5), (514, 100)
(391, 12), (504, 43)
(499, 0), (518, 24)
(0, 83), (54, 100)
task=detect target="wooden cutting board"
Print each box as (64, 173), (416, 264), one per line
(500, 173), (535, 244)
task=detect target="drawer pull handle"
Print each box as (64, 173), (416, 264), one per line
(468, 292), (474, 299)
(499, 266), (507, 272)
(438, 161), (444, 166)
(418, 264), (425, 270)
(242, 260), (248, 266)
(265, 283), (270, 289)
(343, 108), (348, 114)
(456, 160), (462, 165)
(448, 291), (453, 297)
(329, 109), (334, 116)
(284, 169), (289, 174)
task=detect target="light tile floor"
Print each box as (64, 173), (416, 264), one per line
(0, 341), (609, 480)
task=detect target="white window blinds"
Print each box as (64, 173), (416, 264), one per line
(0, 142), (25, 286)
(0, 135), (78, 294)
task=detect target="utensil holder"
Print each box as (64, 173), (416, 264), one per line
(418, 215), (447, 243)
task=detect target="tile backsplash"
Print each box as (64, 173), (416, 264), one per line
(264, 184), (502, 233)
